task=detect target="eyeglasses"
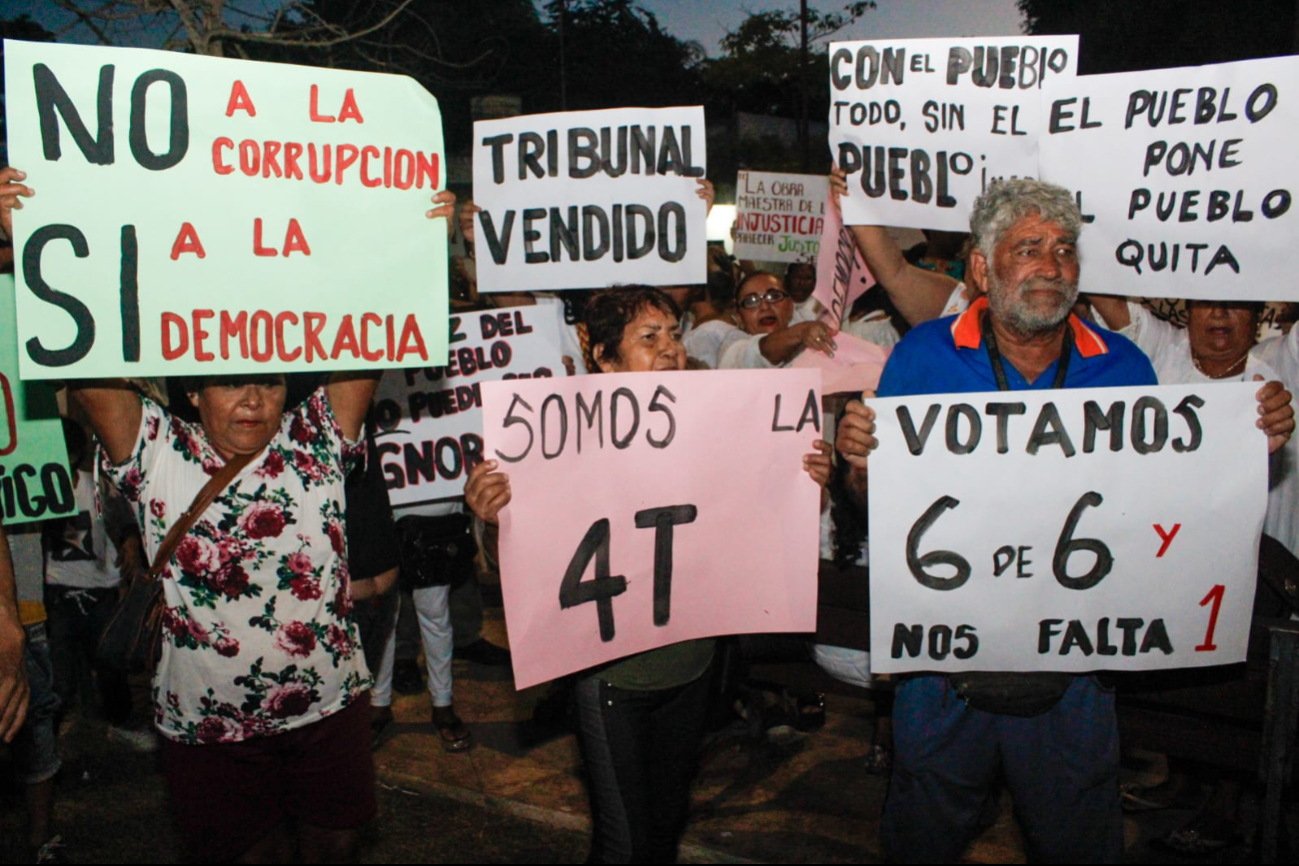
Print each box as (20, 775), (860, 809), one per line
(738, 289), (789, 310)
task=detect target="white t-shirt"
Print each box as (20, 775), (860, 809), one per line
(532, 294), (586, 374)
(841, 312), (903, 352)
(683, 319), (747, 370)
(718, 330), (772, 370)
(720, 298), (932, 370)
(814, 509), (871, 688)
(791, 296), (820, 325)
(44, 472), (122, 590)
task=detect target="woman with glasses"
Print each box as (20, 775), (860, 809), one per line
(719, 272), (838, 369)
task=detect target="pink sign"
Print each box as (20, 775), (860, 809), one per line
(813, 200), (876, 326)
(480, 369), (824, 689)
(791, 331), (890, 395)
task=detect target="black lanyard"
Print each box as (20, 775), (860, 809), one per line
(981, 312), (1074, 391)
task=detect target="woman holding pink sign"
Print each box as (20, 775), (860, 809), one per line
(467, 285), (830, 864)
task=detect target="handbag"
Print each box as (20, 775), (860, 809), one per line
(396, 513), (478, 590)
(95, 452), (254, 675)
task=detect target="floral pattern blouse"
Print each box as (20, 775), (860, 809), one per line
(102, 388), (370, 745)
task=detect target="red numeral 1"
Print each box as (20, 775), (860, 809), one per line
(1196, 584), (1226, 651)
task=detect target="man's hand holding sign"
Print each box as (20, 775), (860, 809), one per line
(831, 169), (1292, 863)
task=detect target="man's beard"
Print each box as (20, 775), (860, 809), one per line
(986, 271), (1080, 338)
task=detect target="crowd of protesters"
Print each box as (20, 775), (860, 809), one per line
(2, 125), (1297, 866)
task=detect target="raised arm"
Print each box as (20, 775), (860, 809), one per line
(326, 372), (381, 442)
(830, 168), (961, 326)
(69, 380), (143, 466)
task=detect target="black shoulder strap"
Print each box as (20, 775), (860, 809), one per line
(981, 312), (1075, 391)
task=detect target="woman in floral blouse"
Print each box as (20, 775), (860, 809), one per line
(60, 192), (455, 863)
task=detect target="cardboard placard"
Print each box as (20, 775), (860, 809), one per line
(1039, 56), (1299, 301)
(373, 301), (566, 505)
(829, 35), (1078, 230)
(4, 39), (447, 380)
(481, 369), (823, 689)
(472, 106), (708, 292)
(733, 170), (827, 262)
(1, 276), (75, 525)
(790, 331), (889, 395)
(812, 199), (876, 326)
(868, 383), (1265, 673)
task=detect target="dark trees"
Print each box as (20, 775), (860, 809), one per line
(1019, 0), (1297, 73)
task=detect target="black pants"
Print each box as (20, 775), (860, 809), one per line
(349, 587), (399, 676)
(44, 584), (132, 724)
(573, 671), (710, 864)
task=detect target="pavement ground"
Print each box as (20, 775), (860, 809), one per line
(1, 597), (1294, 863)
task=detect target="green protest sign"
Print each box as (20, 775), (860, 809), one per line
(1, 275), (75, 525)
(4, 39), (447, 380)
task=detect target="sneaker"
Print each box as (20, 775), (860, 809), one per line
(34, 834), (68, 864)
(107, 725), (159, 753)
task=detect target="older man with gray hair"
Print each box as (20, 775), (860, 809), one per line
(834, 176), (1295, 862)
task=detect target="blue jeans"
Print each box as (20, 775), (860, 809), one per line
(12, 623), (62, 784)
(573, 671), (711, 864)
(882, 674), (1122, 864)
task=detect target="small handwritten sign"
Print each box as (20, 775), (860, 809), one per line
(733, 170), (827, 262)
